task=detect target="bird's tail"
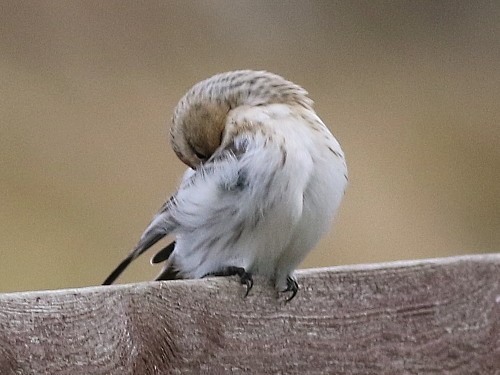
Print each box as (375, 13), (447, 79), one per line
(102, 198), (180, 285)
(102, 228), (167, 285)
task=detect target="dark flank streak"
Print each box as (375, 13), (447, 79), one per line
(218, 219), (245, 252)
(206, 235), (222, 249)
(328, 146), (341, 158)
(159, 195), (176, 213)
(264, 171), (275, 197)
(194, 240), (214, 271)
(231, 221), (245, 243)
(168, 215), (180, 229)
(194, 246), (209, 271)
(249, 209), (261, 230)
(280, 145), (287, 166)
(199, 218), (245, 270)
(208, 206), (229, 224)
(236, 169), (248, 190)
(228, 79), (245, 92)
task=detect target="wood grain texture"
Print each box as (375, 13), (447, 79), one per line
(0, 254), (499, 375)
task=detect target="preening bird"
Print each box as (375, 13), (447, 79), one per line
(103, 70), (347, 300)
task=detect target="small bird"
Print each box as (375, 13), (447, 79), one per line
(103, 70), (347, 300)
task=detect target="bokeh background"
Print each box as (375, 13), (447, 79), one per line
(1, 1), (498, 293)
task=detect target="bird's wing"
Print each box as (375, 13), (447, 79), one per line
(102, 144), (242, 285)
(104, 104), (314, 284)
(101, 142), (244, 285)
(153, 106), (314, 279)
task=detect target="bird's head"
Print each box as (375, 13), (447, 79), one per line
(170, 70), (312, 169)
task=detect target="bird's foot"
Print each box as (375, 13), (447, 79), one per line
(204, 266), (254, 297)
(281, 276), (299, 302)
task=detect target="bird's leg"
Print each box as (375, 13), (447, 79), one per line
(281, 276), (299, 302)
(204, 266), (254, 297)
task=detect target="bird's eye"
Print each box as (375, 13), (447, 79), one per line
(188, 142), (208, 162)
(194, 150), (207, 160)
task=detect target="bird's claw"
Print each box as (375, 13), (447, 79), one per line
(282, 276), (299, 302)
(204, 266), (253, 297)
(239, 271), (254, 297)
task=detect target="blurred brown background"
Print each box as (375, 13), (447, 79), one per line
(1, 1), (498, 293)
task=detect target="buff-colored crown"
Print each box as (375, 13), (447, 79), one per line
(170, 70), (312, 168)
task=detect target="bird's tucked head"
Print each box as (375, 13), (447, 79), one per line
(170, 70), (313, 168)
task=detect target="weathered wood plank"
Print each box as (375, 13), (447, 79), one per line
(0, 255), (499, 374)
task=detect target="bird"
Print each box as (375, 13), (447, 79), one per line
(102, 70), (348, 300)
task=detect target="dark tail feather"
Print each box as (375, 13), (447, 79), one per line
(151, 241), (176, 264)
(102, 255), (135, 285)
(102, 231), (165, 285)
(152, 241), (178, 280)
(155, 266), (180, 281)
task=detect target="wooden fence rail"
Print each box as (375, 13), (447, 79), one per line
(0, 254), (499, 374)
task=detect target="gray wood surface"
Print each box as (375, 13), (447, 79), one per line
(0, 254), (499, 374)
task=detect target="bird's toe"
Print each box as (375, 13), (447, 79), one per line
(281, 276), (299, 302)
